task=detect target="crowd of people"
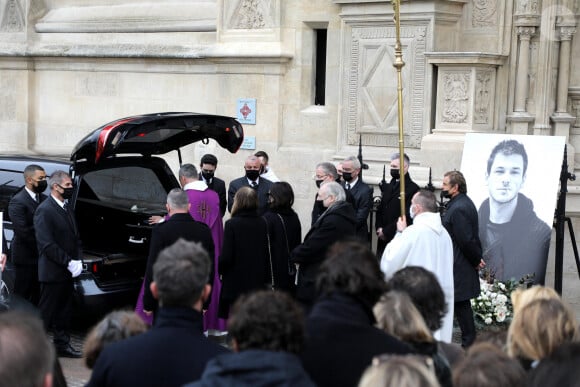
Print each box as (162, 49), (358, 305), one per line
(0, 149), (578, 387)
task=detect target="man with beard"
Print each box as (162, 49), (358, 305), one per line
(478, 139), (551, 284)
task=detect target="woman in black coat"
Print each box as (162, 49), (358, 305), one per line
(263, 182), (302, 295)
(218, 187), (269, 318)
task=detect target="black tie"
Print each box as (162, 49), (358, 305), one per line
(251, 181), (258, 188)
(346, 183), (351, 190)
(36, 194), (40, 203)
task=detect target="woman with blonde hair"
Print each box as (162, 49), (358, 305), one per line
(218, 187), (269, 318)
(510, 285), (559, 313)
(374, 291), (451, 387)
(507, 297), (579, 369)
(359, 355), (440, 387)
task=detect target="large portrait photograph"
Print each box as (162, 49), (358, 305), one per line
(460, 133), (565, 284)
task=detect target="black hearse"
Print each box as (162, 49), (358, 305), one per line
(0, 112), (243, 317)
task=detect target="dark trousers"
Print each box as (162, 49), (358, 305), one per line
(13, 263), (40, 306)
(39, 281), (74, 348)
(454, 299), (476, 348)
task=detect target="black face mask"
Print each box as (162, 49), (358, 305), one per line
(342, 172), (353, 183)
(201, 171), (214, 181)
(390, 169), (400, 180)
(441, 190), (451, 199)
(33, 180), (47, 194)
(315, 179), (323, 188)
(245, 169), (260, 181)
(336, 176), (342, 184)
(58, 185), (74, 200)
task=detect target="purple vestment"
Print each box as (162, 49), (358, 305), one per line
(186, 187), (227, 331)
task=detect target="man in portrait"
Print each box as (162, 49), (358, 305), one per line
(478, 139), (551, 284)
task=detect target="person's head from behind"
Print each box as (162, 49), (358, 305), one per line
(317, 241), (387, 306)
(0, 310), (54, 387)
(359, 355), (439, 387)
(151, 239), (211, 310)
(511, 285), (560, 314)
(178, 163), (199, 187)
(486, 140), (528, 205)
(387, 266), (447, 333)
(374, 291), (434, 344)
(410, 190), (438, 219)
(267, 181), (295, 211)
(389, 152), (410, 180)
(228, 290), (304, 354)
(507, 298), (579, 364)
(527, 342), (580, 387)
(231, 186), (258, 216)
(453, 342), (525, 387)
(200, 154), (218, 181)
(83, 310), (148, 369)
(166, 188), (190, 215)
(317, 181), (345, 208)
(254, 150), (270, 172)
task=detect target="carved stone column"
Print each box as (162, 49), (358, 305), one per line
(513, 26), (535, 112)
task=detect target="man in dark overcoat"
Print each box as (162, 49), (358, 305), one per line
(8, 164), (48, 305)
(291, 182), (356, 309)
(227, 155), (273, 215)
(441, 170), (484, 348)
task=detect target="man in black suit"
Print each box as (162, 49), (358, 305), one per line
(86, 239), (228, 387)
(199, 154), (227, 217)
(34, 170), (83, 358)
(8, 164), (47, 305)
(375, 153), (420, 256)
(341, 155), (373, 241)
(227, 155), (273, 215)
(142, 189), (214, 315)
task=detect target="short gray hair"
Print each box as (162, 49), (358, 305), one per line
(343, 155), (361, 170)
(153, 239), (211, 307)
(166, 188), (189, 211)
(48, 170), (70, 190)
(324, 181), (346, 202)
(390, 152), (410, 166)
(414, 190), (438, 213)
(316, 162), (338, 180)
(179, 164), (198, 179)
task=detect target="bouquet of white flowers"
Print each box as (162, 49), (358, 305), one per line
(471, 277), (519, 328)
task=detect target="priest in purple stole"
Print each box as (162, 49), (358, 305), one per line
(184, 177), (227, 332)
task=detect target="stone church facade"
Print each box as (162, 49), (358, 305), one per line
(1, 0), (580, 295)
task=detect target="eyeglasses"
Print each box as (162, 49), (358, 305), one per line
(314, 174), (329, 180)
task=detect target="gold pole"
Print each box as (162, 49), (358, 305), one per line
(392, 0), (406, 217)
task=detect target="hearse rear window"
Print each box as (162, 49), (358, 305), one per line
(80, 166), (167, 213)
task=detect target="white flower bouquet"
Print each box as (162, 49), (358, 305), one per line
(471, 277), (519, 328)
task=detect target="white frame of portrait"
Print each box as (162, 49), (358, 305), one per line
(461, 133), (565, 229)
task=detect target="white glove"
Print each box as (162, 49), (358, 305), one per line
(67, 260), (83, 278)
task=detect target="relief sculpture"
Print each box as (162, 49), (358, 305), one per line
(231, 0), (273, 29)
(1, 0), (25, 32)
(442, 72), (470, 124)
(472, 0), (497, 28)
(475, 70), (492, 124)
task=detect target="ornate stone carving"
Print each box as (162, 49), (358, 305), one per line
(517, 0), (540, 14)
(344, 24), (428, 149)
(475, 70), (493, 124)
(560, 26), (577, 41)
(472, 0), (497, 28)
(231, 0), (273, 29)
(442, 72), (470, 124)
(517, 26), (536, 40)
(1, 0), (25, 32)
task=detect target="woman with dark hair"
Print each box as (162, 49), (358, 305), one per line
(218, 187), (269, 318)
(263, 182), (302, 294)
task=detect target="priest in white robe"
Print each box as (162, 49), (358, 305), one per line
(381, 190), (454, 343)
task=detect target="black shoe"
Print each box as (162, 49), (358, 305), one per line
(56, 344), (82, 358)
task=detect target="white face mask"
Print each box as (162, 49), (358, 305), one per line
(409, 204), (416, 219)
